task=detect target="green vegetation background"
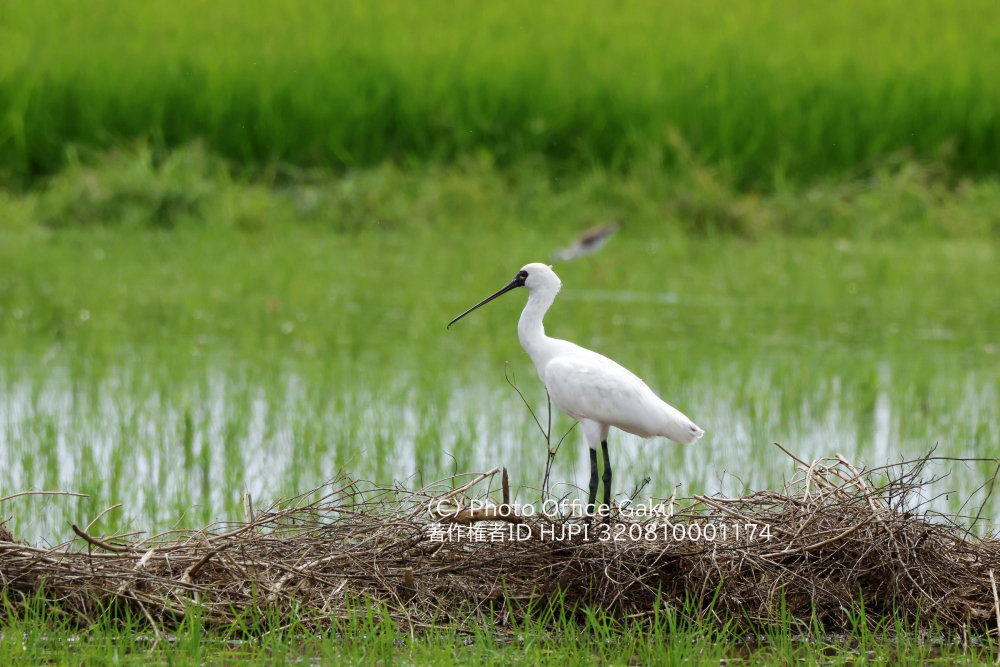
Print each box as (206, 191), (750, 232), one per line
(3, 0), (1000, 187)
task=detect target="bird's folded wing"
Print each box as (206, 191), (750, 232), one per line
(544, 356), (662, 437)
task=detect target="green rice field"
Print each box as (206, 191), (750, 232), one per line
(2, 1), (1000, 185)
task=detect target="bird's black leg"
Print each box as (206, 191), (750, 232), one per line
(601, 440), (612, 515)
(586, 448), (599, 522)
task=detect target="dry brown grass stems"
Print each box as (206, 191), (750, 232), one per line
(3, 444), (1000, 636)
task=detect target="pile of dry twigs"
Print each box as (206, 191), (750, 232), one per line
(2, 444), (1000, 636)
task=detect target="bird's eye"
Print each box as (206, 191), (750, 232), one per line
(519, 270), (528, 279)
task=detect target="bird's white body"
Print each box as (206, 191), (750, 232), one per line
(516, 263), (704, 450)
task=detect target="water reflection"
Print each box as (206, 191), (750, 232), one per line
(1, 364), (998, 543)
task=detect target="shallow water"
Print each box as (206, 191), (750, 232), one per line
(3, 353), (998, 543)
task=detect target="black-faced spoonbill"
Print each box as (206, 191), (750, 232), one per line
(448, 263), (704, 518)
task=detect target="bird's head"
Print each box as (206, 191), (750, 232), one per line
(518, 262), (561, 293)
(447, 263), (561, 328)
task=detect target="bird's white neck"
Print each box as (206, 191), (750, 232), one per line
(517, 283), (559, 372)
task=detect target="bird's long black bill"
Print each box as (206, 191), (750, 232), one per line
(447, 277), (523, 328)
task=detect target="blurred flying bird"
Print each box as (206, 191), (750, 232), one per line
(448, 263), (703, 519)
(552, 222), (620, 262)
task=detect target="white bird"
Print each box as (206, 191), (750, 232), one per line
(448, 262), (704, 516)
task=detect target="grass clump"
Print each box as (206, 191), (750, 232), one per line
(12, 141), (1000, 239)
(35, 144), (223, 230)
